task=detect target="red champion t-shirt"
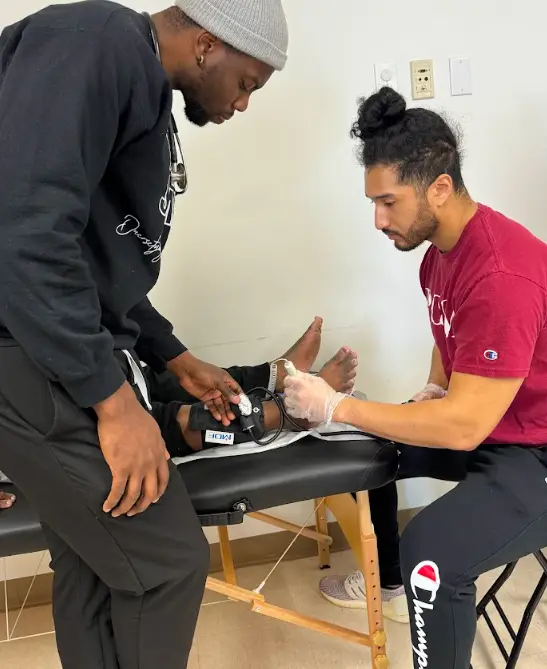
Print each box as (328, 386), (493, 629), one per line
(419, 203), (547, 445)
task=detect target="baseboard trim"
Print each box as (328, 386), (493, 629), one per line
(2, 507), (420, 612)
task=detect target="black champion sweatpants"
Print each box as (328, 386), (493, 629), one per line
(367, 444), (471, 589)
(387, 443), (547, 669)
(0, 344), (209, 669)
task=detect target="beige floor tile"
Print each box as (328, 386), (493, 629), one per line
(0, 603), (54, 642)
(2, 549), (547, 669)
(513, 653), (547, 668)
(198, 561), (299, 640)
(281, 553), (369, 634)
(248, 635), (318, 669)
(197, 626), (317, 669)
(281, 552), (414, 668)
(188, 642), (200, 669)
(0, 634), (60, 669)
(474, 652), (547, 669)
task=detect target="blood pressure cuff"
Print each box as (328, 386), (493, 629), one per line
(155, 395), (266, 459)
(189, 394), (266, 448)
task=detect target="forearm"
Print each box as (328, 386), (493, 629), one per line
(428, 344), (448, 389)
(131, 298), (187, 371)
(166, 350), (193, 378)
(334, 396), (475, 450)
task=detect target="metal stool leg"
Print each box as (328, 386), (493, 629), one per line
(505, 551), (547, 669)
(476, 562), (518, 665)
(476, 562), (518, 617)
(506, 572), (547, 668)
(471, 550), (547, 669)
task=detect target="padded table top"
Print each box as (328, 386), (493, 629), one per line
(0, 436), (398, 558)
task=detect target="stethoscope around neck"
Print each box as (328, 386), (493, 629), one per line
(143, 12), (188, 196)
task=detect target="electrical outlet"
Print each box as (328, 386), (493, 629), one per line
(410, 59), (434, 100)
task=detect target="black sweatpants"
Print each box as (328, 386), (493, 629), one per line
(372, 443), (547, 669)
(368, 444), (471, 589)
(0, 344), (209, 669)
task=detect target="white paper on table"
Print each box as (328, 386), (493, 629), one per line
(172, 422), (374, 465)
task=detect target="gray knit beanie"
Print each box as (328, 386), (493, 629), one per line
(174, 0), (288, 71)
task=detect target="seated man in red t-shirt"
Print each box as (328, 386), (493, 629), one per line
(283, 86), (547, 669)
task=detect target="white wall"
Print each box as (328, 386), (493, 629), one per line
(3, 0), (547, 577)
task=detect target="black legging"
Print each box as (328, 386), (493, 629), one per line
(367, 444), (470, 588)
(0, 347), (209, 669)
(400, 444), (547, 669)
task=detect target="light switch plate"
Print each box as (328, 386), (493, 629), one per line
(450, 57), (472, 96)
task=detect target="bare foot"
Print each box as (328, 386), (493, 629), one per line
(275, 317), (323, 391)
(0, 490), (15, 509)
(317, 347), (358, 394)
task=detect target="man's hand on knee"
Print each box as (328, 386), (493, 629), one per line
(95, 382), (170, 518)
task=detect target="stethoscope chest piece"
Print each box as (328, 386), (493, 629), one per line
(171, 162), (188, 195)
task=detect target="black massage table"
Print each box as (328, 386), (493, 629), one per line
(0, 436), (398, 668)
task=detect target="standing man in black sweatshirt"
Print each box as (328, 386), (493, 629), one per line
(0, 1), (288, 667)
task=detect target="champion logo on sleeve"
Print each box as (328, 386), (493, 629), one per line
(484, 349), (499, 361)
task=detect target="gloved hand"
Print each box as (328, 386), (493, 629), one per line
(284, 372), (347, 425)
(411, 383), (447, 402)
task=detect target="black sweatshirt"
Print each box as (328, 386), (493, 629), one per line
(0, 0), (187, 407)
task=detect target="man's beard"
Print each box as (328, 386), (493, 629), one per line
(390, 205), (439, 252)
(184, 98), (210, 127)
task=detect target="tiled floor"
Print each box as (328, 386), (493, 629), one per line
(1, 550), (547, 667)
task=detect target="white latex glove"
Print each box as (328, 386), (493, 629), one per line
(411, 383), (447, 402)
(284, 372), (347, 425)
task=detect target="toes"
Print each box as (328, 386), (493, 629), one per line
(310, 316), (323, 332)
(332, 347), (350, 364)
(305, 316), (323, 335)
(340, 376), (356, 391)
(340, 349), (358, 371)
(347, 348), (358, 363)
(344, 372), (357, 387)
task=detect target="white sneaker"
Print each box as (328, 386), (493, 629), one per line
(319, 570), (409, 624)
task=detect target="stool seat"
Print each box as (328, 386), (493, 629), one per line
(0, 437), (398, 557)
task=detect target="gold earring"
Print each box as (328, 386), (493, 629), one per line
(197, 55), (204, 66)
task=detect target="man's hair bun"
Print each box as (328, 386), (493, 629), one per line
(351, 86), (407, 140)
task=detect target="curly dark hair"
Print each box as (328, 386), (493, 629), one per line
(350, 86), (466, 193)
